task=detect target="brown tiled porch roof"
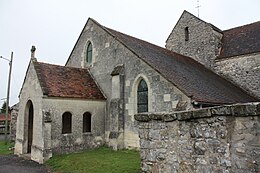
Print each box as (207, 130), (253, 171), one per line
(33, 61), (106, 100)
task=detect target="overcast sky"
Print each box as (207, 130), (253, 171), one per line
(0, 0), (260, 106)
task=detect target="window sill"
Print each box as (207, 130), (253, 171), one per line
(62, 133), (72, 136)
(83, 132), (93, 136)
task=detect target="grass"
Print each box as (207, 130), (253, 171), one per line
(0, 140), (14, 155)
(45, 147), (141, 173)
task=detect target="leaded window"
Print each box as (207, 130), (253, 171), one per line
(137, 79), (148, 113)
(86, 43), (92, 63)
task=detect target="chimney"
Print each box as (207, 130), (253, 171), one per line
(31, 45), (37, 61)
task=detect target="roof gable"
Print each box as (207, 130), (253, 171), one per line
(166, 10), (222, 43)
(65, 17), (258, 104)
(19, 58), (44, 98)
(218, 21), (260, 59)
(33, 60), (106, 100)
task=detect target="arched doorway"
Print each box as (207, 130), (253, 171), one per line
(26, 100), (34, 153)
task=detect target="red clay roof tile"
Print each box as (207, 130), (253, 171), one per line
(0, 114), (11, 121)
(33, 61), (106, 100)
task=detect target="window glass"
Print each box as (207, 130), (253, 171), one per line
(86, 43), (92, 63)
(137, 79), (148, 113)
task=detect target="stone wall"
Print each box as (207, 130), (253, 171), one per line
(15, 60), (46, 163)
(135, 102), (260, 173)
(214, 53), (260, 99)
(10, 104), (19, 142)
(166, 11), (259, 100)
(42, 98), (106, 154)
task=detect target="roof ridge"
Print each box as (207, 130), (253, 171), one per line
(223, 20), (260, 32)
(105, 26), (170, 52)
(218, 20), (260, 59)
(37, 61), (90, 71)
(104, 26), (216, 67)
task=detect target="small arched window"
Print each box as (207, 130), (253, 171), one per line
(86, 43), (92, 64)
(137, 79), (148, 113)
(62, 112), (72, 134)
(83, 112), (91, 133)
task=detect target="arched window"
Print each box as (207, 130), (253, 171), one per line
(62, 112), (72, 134)
(86, 42), (92, 64)
(83, 112), (91, 133)
(137, 79), (148, 113)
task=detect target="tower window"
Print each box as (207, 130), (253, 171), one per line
(137, 79), (148, 113)
(86, 43), (92, 63)
(185, 27), (189, 41)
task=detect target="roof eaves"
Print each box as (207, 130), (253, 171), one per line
(217, 50), (260, 60)
(32, 60), (49, 95)
(19, 58), (46, 98)
(43, 95), (107, 101)
(208, 23), (223, 33)
(18, 60), (31, 98)
(86, 67), (107, 100)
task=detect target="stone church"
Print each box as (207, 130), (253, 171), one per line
(15, 10), (259, 163)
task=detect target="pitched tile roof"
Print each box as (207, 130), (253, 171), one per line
(103, 26), (258, 104)
(218, 21), (260, 59)
(0, 114), (11, 121)
(33, 61), (106, 100)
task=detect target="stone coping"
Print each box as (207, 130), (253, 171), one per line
(134, 102), (260, 122)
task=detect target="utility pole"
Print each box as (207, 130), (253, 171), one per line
(0, 52), (13, 144)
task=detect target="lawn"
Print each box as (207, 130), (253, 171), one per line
(45, 147), (141, 173)
(0, 141), (14, 155)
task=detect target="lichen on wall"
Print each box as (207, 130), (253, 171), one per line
(135, 102), (260, 173)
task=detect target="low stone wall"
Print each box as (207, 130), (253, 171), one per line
(135, 102), (260, 173)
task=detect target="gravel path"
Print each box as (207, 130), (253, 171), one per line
(0, 155), (51, 173)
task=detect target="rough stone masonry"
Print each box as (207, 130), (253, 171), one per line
(135, 102), (260, 173)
